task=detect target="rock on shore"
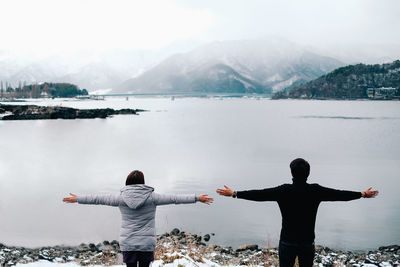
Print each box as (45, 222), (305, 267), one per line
(0, 104), (146, 120)
(0, 230), (399, 266)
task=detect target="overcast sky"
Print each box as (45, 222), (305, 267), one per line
(0, 0), (399, 57)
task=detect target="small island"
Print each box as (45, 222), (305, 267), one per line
(272, 60), (400, 100)
(0, 104), (145, 120)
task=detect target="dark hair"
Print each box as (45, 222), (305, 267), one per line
(126, 170), (145, 185)
(290, 158), (310, 182)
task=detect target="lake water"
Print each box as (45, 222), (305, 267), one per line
(0, 97), (399, 250)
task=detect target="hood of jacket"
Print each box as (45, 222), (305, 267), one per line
(120, 184), (154, 209)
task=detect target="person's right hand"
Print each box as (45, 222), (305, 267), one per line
(216, 185), (234, 197)
(199, 194), (214, 205)
(63, 193), (77, 203)
(362, 187), (379, 198)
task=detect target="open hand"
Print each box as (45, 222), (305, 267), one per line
(63, 193), (77, 203)
(362, 187), (379, 198)
(216, 185), (234, 197)
(199, 194), (213, 205)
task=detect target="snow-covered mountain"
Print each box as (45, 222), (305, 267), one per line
(4, 38), (398, 93)
(56, 62), (129, 91)
(0, 56), (22, 83)
(0, 53), (150, 91)
(8, 63), (60, 85)
(0, 59), (129, 91)
(0, 44), (201, 91)
(115, 38), (344, 94)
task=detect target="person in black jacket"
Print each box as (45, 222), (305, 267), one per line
(216, 158), (378, 267)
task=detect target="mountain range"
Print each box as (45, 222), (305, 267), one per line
(0, 47), (188, 91)
(1, 38), (399, 94)
(115, 38), (343, 95)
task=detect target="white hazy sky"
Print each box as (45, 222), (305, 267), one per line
(0, 0), (399, 56)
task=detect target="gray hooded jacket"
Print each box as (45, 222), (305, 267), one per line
(77, 184), (199, 251)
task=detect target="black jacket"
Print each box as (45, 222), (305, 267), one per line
(237, 181), (361, 244)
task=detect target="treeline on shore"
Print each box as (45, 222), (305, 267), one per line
(0, 82), (88, 99)
(273, 60), (400, 100)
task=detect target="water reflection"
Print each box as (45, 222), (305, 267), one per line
(0, 98), (399, 250)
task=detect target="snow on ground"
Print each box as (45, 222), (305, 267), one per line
(16, 259), (238, 267)
(15, 261), (123, 267)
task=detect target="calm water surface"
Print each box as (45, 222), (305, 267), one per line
(0, 97), (399, 250)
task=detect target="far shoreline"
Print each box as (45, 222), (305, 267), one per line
(2, 94), (400, 102)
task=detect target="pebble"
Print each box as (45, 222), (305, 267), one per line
(0, 230), (398, 266)
(203, 234), (211, 242)
(170, 228), (180, 236)
(236, 244), (259, 252)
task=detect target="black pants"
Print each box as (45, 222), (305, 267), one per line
(278, 240), (315, 267)
(126, 262), (151, 267)
(123, 251), (154, 267)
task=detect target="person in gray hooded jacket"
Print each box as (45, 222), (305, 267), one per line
(63, 170), (213, 267)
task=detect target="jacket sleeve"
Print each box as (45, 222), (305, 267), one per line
(237, 185), (285, 201)
(315, 185), (362, 201)
(152, 193), (198, 206)
(76, 194), (122, 206)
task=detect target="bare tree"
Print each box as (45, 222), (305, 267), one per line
(32, 83), (41, 98)
(1, 81), (3, 99)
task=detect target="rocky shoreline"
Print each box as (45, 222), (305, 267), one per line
(1, 229), (399, 266)
(0, 104), (146, 120)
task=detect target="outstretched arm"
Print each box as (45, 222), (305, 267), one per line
(217, 185), (284, 201)
(153, 193), (213, 206)
(63, 193), (121, 206)
(316, 185), (379, 201)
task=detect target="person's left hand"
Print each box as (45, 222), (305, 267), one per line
(199, 194), (214, 205)
(63, 193), (77, 203)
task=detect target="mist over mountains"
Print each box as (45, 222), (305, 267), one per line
(0, 50), (170, 91)
(115, 38), (343, 95)
(0, 42), (201, 92)
(1, 38), (399, 94)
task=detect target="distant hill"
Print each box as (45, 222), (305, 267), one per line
(272, 60), (400, 99)
(115, 38), (343, 95)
